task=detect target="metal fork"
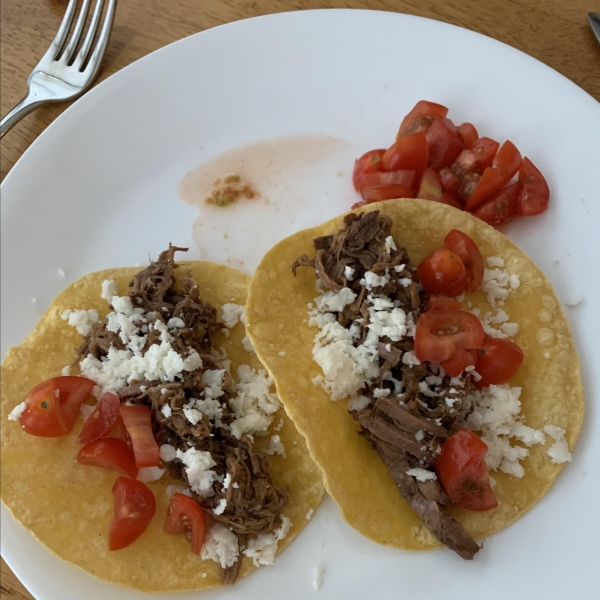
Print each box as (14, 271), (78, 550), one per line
(0, 0), (117, 138)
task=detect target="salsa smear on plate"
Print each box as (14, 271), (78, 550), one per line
(352, 100), (550, 226)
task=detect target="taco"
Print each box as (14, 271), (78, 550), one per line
(1, 247), (324, 592)
(246, 199), (584, 558)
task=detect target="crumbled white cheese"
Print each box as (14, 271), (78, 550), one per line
(415, 429), (425, 442)
(306, 508), (314, 520)
(79, 403), (96, 422)
(183, 406), (203, 425)
(394, 264), (406, 273)
(486, 256), (505, 268)
(243, 516), (291, 567)
(481, 268), (511, 307)
(137, 467), (165, 483)
(263, 435), (287, 458)
(344, 266), (355, 281)
(273, 418), (284, 432)
(161, 404), (172, 418)
(543, 425), (572, 464)
(313, 567), (325, 591)
(166, 484), (192, 498)
(61, 309), (101, 336)
(175, 448), (218, 497)
(167, 317), (185, 329)
(201, 523), (239, 568)
(315, 287), (357, 313)
(348, 395), (371, 412)
(242, 335), (255, 354)
(565, 296), (583, 307)
(160, 444), (178, 462)
(360, 270), (390, 291)
(101, 279), (119, 302)
(509, 274), (520, 290)
(61, 365), (71, 376)
(222, 473), (232, 490)
(402, 351), (421, 366)
(418, 381), (438, 398)
(221, 303), (245, 328)
(213, 498), (227, 515)
(407, 468), (437, 482)
(7, 402), (27, 421)
(228, 365), (281, 439)
(384, 235), (397, 254)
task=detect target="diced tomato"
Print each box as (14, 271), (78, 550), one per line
(120, 405), (160, 468)
(441, 349), (479, 377)
(358, 184), (414, 206)
(454, 137), (500, 175)
(352, 149), (386, 191)
(77, 438), (138, 478)
(357, 170), (416, 193)
(417, 168), (442, 201)
(109, 477), (156, 551)
(397, 100), (449, 138)
(437, 193), (463, 210)
(381, 132), (429, 181)
(439, 168), (461, 197)
(425, 118), (464, 171)
(517, 157), (550, 216)
(19, 376), (95, 437)
(464, 169), (503, 210)
(444, 230), (484, 291)
(417, 248), (468, 296)
(434, 429), (498, 512)
(465, 141), (522, 210)
(457, 123), (479, 148)
(164, 493), (207, 555)
(77, 392), (121, 445)
(458, 172), (481, 202)
(414, 310), (485, 363)
(472, 183), (521, 227)
(474, 336), (524, 388)
(425, 296), (462, 312)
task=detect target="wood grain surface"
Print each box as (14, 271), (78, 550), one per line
(1, 0), (599, 597)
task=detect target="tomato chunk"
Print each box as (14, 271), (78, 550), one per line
(357, 170), (416, 193)
(414, 310), (485, 363)
(381, 132), (429, 181)
(444, 230), (484, 291)
(398, 100), (449, 138)
(354, 184), (414, 207)
(417, 248), (467, 296)
(472, 183), (521, 227)
(434, 430), (498, 512)
(77, 437), (138, 478)
(77, 392), (121, 444)
(352, 149), (386, 191)
(425, 295), (462, 312)
(19, 376), (95, 437)
(457, 122), (479, 148)
(454, 137), (500, 175)
(474, 336), (524, 388)
(517, 157), (550, 216)
(120, 405), (160, 467)
(164, 493), (207, 555)
(109, 477), (156, 550)
(416, 167), (442, 201)
(425, 118), (465, 171)
(441, 349), (479, 377)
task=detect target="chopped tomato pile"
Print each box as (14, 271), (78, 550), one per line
(352, 100), (550, 226)
(16, 382), (207, 554)
(412, 230), (525, 509)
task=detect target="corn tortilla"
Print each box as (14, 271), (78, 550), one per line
(1, 261), (324, 592)
(246, 199), (584, 551)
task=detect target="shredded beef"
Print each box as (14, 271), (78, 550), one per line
(293, 210), (480, 560)
(81, 245), (287, 583)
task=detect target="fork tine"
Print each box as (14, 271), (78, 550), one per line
(83, 0), (117, 78)
(74, 0), (105, 69)
(47, 0), (79, 61)
(62, 0), (92, 64)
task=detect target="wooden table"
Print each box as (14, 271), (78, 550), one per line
(1, 0), (598, 596)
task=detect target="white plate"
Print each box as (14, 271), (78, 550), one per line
(2, 9), (599, 600)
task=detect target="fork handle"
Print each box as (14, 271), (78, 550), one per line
(0, 92), (47, 139)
